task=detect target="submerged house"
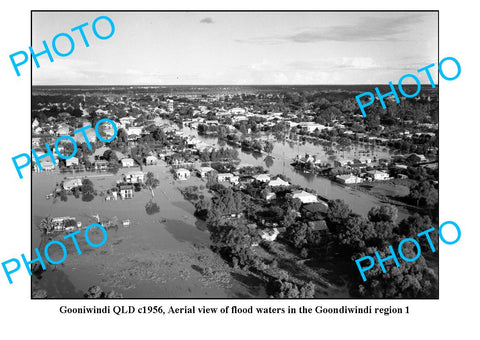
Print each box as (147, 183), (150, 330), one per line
(119, 184), (134, 199)
(291, 190), (318, 204)
(175, 168), (191, 180)
(124, 171), (144, 183)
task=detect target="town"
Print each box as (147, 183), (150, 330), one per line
(31, 84), (439, 299)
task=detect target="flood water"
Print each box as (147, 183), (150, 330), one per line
(32, 122), (410, 298)
(180, 124), (410, 220)
(32, 164), (266, 298)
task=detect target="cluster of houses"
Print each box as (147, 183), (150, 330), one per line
(49, 216), (82, 232)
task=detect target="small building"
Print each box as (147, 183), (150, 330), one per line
(265, 192), (276, 201)
(94, 160), (109, 170)
(119, 184), (134, 199)
(366, 170), (389, 181)
(198, 166), (215, 178)
(124, 171), (144, 183)
(52, 216), (76, 231)
(65, 157), (79, 167)
(291, 190), (318, 204)
(336, 174), (363, 184)
(253, 174), (271, 183)
(268, 177), (290, 187)
(121, 158), (135, 168)
(260, 228), (280, 242)
(175, 168), (191, 180)
(145, 155), (158, 165)
(334, 159), (353, 167)
(301, 202), (329, 216)
(63, 178), (82, 191)
(307, 220), (329, 235)
(217, 173), (234, 183)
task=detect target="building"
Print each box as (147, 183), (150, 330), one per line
(297, 122), (329, 133)
(366, 170), (389, 181)
(268, 177), (290, 187)
(260, 228), (280, 242)
(307, 220), (329, 235)
(65, 157), (79, 167)
(265, 192), (276, 201)
(119, 184), (134, 199)
(217, 173), (234, 182)
(145, 155), (158, 165)
(334, 159), (353, 167)
(253, 174), (271, 183)
(51, 216), (76, 231)
(124, 171), (144, 183)
(127, 126), (143, 136)
(291, 190), (318, 204)
(198, 166), (215, 178)
(167, 99), (174, 112)
(121, 158), (135, 168)
(62, 178), (82, 191)
(94, 160), (109, 170)
(336, 174), (363, 184)
(175, 168), (191, 180)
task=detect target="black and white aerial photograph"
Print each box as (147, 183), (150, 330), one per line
(31, 11), (439, 299)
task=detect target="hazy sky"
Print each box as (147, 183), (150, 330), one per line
(32, 11), (438, 85)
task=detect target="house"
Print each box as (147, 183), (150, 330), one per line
(334, 159), (353, 167)
(268, 177), (290, 187)
(119, 184), (134, 199)
(65, 157), (79, 167)
(175, 168), (191, 180)
(260, 228), (280, 242)
(62, 178), (82, 191)
(301, 202), (328, 216)
(119, 116), (136, 127)
(145, 155), (158, 165)
(298, 122), (327, 133)
(354, 157), (372, 164)
(51, 216), (76, 231)
(124, 171), (144, 183)
(307, 220), (329, 235)
(291, 190), (318, 204)
(94, 160), (109, 170)
(265, 192), (276, 201)
(407, 153), (427, 164)
(253, 174), (271, 183)
(121, 158), (135, 168)
(336, 174), (363, 184)
(217, 173), (234, 183)
(366, 170), (389, 181)
(230, 175), (240, 185)
(127, 126), (143, 136)
(32, 137), (41, 148)
(198, 166), (215, 178)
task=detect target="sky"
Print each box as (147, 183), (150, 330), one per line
(32, 11), (438, 85)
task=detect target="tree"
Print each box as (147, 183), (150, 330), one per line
(210, 220), (259, 269)
(103, 149), (118, 162)
(145, 200), (160, 215)
(351, 246), (438, 298)
(145, 171), (160, 189)
(264, 155), (274, 168)
(263, 141), (274, 154)
(408, 181), (438, 207)
(326, 199), (352, 234)
(368, 205), (398, 223)
(84, 285), (124, 298)
(81, 178), (95, 202)
(38, 217), (55, 234)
